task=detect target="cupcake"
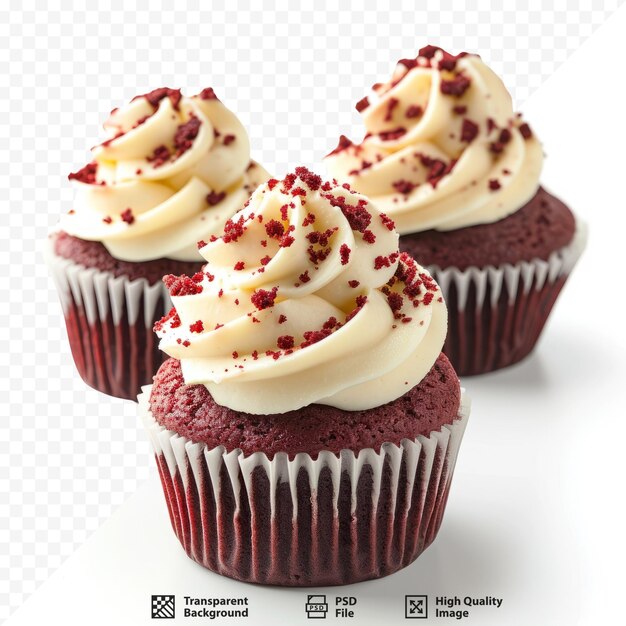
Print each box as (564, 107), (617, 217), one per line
(47, 87), (270, 400)
(139, 167), (470, 586)
(325, 46), (586, 375)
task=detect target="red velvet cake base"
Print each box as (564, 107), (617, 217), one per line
(152, 435), (459, 586)
(62, 289), (167, 401)
(140, 359), (468, 586)
(48, 234), (203, 400)
(439, 270), (568, 375)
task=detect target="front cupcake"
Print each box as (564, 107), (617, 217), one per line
(47, 87), (269, 400)
(325, 46), (586, 375)
(140, 167), (470, 586)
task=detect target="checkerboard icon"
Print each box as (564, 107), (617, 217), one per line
(151, 595), (175, 619)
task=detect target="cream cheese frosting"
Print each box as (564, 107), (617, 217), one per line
(325, 46), (543, 234)
(60, 88), (269, 262)
(154, 167), (448, 415)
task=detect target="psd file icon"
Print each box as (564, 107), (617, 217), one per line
(306, 594), (328, 618)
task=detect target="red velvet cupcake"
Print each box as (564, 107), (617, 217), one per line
(47, 87), (269, 399)
(139, 168), (470, 585)
(325, 46), (586, 375)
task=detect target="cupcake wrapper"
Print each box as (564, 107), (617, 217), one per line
(46, 240), (172, 400)
(138, 387), (470, 586)
(429, 222), (587, 375)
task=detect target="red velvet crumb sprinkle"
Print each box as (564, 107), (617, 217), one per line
(461, 118), (479, 142)
(488, 179), (501, 191)
(163, 273), (204, 296)
(355, 97), (369, 112)
(68, 162), (99, 185)
(519, 122), (532, 139)
(339, 243), (351, 265)
(440, 74), (471, 97)
(198, 87), (218, 100)
(277, 335), (295, 350)
(406, 104), (423, 119)
(251, 287), (278, 310)
(120, 208), (135, 225)
(189, 320), (204, 333)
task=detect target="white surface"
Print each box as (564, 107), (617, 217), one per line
(5, 5), (626, 626)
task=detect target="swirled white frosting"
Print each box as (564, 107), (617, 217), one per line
(154, 168), (448, 415)
(325, 47), (543, 234)
(60, 88), (269, 262)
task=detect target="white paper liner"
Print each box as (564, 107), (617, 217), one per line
(424, 221), (587, 374)
(45, 236), (171, 327)
(45, 236), (184, 399)
(138, 385), (470, 586)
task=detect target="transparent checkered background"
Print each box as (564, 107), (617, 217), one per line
(0, 0), (622, 621)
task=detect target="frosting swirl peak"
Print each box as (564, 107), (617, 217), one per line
(60, 87), (269, 262)
(325, 46), (543, 234)
(155, 167), (448, 414)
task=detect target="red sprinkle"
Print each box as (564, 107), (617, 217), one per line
(223, 134), (236, 145)
(189, 320), (204, 333)
(260, 255), (271, 266)
(392, 179), (417, 194)
(278, 314), (287, 324)
(461, 118), (479, 142)
(68, 162), (99, 185)
(120, 208), (135, 225)
(452, 105), (467, 115)
(196, 239), (207, 249)
(163, 273), (204, 296)
(380, 213), (395, 231)
(355, 97), (370, 112)
(384, 97), (400, 121)
(206, 191), (226, 205)
(406, 104), (423, 119)
(299, 270), (311, 283)
(277, 335), (295, 350)
(198, 87), (218, 100)
(233, 261), (245, 271)
(251, 287), (278, 310)
(519, 122), (532, 139)
(348, 279), (360, 288)
(173, 114), (201, 155)
(488, 179), (501, 191)
(147, 144), (171, 167)
(440, 74), (471, 97)
(327, 135), (353, 157)
(102, 216), (112, 224)
(339, 243), (351, 265)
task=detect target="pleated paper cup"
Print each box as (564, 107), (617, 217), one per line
(429, 222), (587, 376)
(46, 239), (174, 401)
(139, 386), (470, 586)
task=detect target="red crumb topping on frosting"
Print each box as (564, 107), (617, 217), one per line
(440, 73), (471, 97)
(147, 144), (171, 167)
(384, 97), (400, 121)
(135, 87), (182, 110)
(223, 134), (236, 145)
(355, 97), (369, 112)
(380, 213), (395, 230)
(277, 335), (295, 350)
(68, 162), (100, 185)
(488, 179), (501, 191)
(120, 208), (135, 225)
(153, 307), (181, 333)
(251, 287), (278, 310)
(206, 191), (226, 206)
(339, 243), (351, 265)
(327, 135), (354, 157)
(461, 118), (479, 143)
(163, 273), (204, 296)
(197, 87), (218, 100)
(392, 179), (417, 195)
(173, 114), (201, 155)
(519, 122), (533, 139)
(233, 261), (245, 271)
(189, 320), (204, 333)
(406, 104), (423, 118)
